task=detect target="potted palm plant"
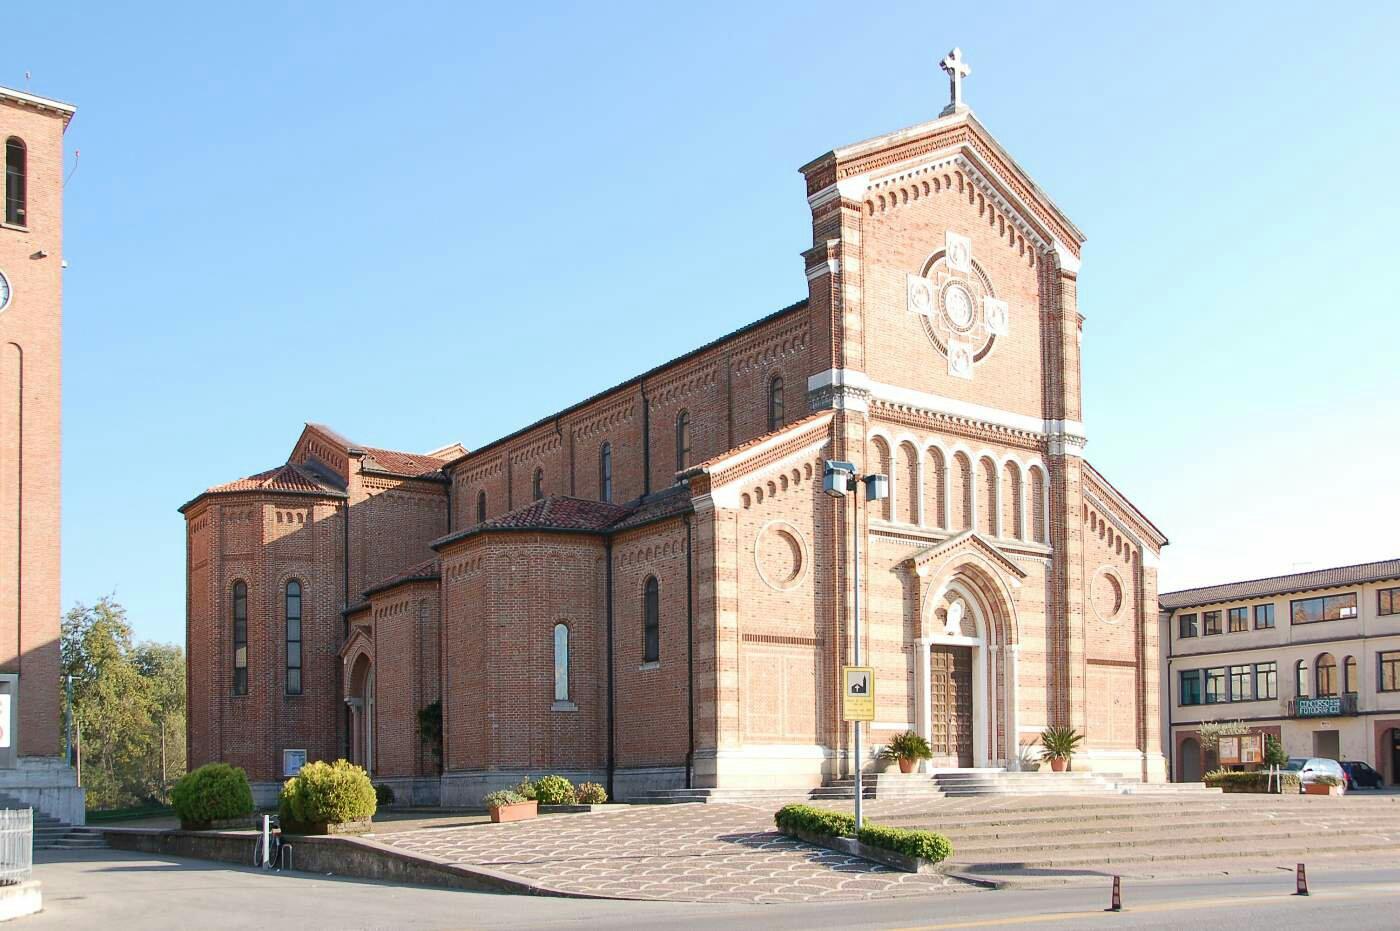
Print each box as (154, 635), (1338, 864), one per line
(1039, 725), (1084, 772)
(881, 730), (933, 774)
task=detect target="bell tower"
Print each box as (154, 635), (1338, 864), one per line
(0, 83), (81, 821)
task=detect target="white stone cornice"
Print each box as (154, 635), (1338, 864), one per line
(1052, 239), (1082, 275)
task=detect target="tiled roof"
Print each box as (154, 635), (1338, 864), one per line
(359, 446), (453, 479)
(362, 558), (441, 599)
(1159, 558), (1400, 610)
(203, 463), (345, 497)
(609, 485), (693, 531)
(433, 495), (636, 550)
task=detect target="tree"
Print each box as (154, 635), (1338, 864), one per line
(61, 597), (186, 810)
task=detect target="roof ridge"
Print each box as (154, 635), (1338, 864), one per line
(1160, 557), (1400, 599)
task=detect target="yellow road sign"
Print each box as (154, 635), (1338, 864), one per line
(842, 666), (875, 721)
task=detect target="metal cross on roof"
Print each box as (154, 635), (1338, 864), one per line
(940, 47), (971, 116)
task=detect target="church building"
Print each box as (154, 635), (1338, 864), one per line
(182, 54), (1169, 805)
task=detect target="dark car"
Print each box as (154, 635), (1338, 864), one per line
(1341, 761), (1384, 789)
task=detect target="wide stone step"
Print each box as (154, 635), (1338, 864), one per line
(932, 811), (1400, 842)
(950, 821), (1400, 855)
(882, 805), (1400, 832)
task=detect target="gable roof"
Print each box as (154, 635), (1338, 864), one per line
(362, 558), (441, 599)
(1082, 461), (1168, 549)
(908, 530), (1029, 582)
(432, 489), (693, 551)
(1159, 558), (1400, 611)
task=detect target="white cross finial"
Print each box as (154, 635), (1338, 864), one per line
(940, 47), (971, 116)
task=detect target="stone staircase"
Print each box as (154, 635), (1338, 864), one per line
(0, 792), (104, 852)
(631, 768), (1220, 805)
(875, 793), (1400, 877)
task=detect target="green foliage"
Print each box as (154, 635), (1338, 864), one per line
(418, 701), (443, 773)
(279, 759), (377, 825)
(170, 763), (254, 825)
(512, 777), (538, 801)
(1313, 774), (1342, 787)
(63, 597), (188, 810)
(774, 804), (856, 838)
(374, 783), (395, 806)
(1203, 769), (1301, 793)
(576, 782), (608, 805)
(1264, 734), (1289, 767)
(1039, 725), (1084, 761)
(483, 790), (525, 809)
(880, 730), (933, 762)
(533, 775), (577, 805)
(857, 824), (953, 863)
(1195, 720), (1248, 752)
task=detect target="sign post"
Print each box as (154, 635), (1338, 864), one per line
(843, 665), (875, 830)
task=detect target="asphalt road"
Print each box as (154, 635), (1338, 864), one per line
(31, 849), (1400, 930)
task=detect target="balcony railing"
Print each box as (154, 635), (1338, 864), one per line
(1287, 693), (1359, 718)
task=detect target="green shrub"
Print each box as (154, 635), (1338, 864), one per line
(1263, 734), (1289, 768)
(171, 763), (254, 825)
(279, 759), (377, 825)
(858, 824), (953, 863)
(374, 783), (395, 807)
(533, 775), (577, 805)
(483, 790), (525, 809)
(880, 730), (932, 762)
(576, 782), (608, 805)
(1313, 774), (1342, 787)
(513, 777), (538, 801)
(1202, 769), (1300, 793)
(774, 804), (856, 838)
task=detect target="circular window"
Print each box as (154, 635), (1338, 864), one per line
(0, 270), (11, 313)
(1091, 567), (1125, 623)
(755, 521), (809, 592)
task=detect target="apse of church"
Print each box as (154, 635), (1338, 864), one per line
(183, 50), (1167, 804)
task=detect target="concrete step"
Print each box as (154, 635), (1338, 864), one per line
(927, 810), (1400, 840)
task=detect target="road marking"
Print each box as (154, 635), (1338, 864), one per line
(891, 883), (1400, 929)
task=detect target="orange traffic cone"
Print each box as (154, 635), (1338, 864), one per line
(1107, 874), (1122, 911)
(1295, 863), (1309, 896)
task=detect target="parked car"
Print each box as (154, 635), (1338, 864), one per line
(1341, 760), (1384, 789)
(1283, 757), (1347, 793)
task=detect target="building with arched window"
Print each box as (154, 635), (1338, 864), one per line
(183, 64), (1173, 804)
(1162, 558), (1400, 785)
(0, 84), (82, 824)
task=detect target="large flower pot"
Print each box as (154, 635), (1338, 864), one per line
(1303, 782), (1341, 796)
(898, 757), (916, 774)
(1049, 757), (1068, 773)
(490, 800), (539, 823)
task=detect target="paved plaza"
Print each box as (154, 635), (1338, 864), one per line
(376, 803), (971, 902)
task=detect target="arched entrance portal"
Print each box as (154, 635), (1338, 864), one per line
(348, 653), (375, 774)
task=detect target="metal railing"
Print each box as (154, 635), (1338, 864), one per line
(0, 809), (32, 885)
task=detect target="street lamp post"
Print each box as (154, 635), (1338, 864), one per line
(824, 460), (888, 830)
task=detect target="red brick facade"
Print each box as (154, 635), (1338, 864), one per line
(184, 96), (1169, 803)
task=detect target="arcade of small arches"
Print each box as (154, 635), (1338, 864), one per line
(868, 431), (1049, 544)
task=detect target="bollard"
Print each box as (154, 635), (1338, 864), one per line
(1106, 874), (1122, 912)
(1295, 863), (1309, 896)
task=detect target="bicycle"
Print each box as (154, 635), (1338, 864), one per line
(251, 815), (287, 871)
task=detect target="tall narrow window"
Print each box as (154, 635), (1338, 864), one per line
(553, 623), (570, 703)
(675, 411), (691, 473)
(285, 580), (303, 695)
(532, 468), (544, 502)
(476, 490), (487, 523)
(1344, 655), (1358, 694)
(4, 138), (25, 227)
(599, 442), (613, 503)
(767, 376), (785, 431)
(232, 581), (248, 696)
(1316, 653), (1337, 697)
(643, 576), (659, 663)
(1295, 660), (1309, 698)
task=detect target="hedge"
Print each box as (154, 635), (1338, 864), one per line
(533, 775), (577, 805)
(279, 759), (377, 825)
(774, 804), (952, 865)
(1203, 769), (1301, 793)
(775, 804), (856, 838)
(857, 823), (952, 863)
(171, 763), (254, 825)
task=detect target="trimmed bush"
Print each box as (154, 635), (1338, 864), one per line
(374, 783), (395, 807)
(774, 804), (856, 838)
(171, 763), (254, 826)
(513, 777), (538, 801)
(279, 759), (377, 826)
(858, 824), (953, 863)
(576, 782), (608, 805)
(533, 775), (577, 805)
(1203, 769), (1300, 793)
(483, 790), (525, 809)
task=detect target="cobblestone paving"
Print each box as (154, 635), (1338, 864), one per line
(377, 804), (971, 903)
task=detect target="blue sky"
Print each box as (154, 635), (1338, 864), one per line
(12, 2), (1398, 645)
